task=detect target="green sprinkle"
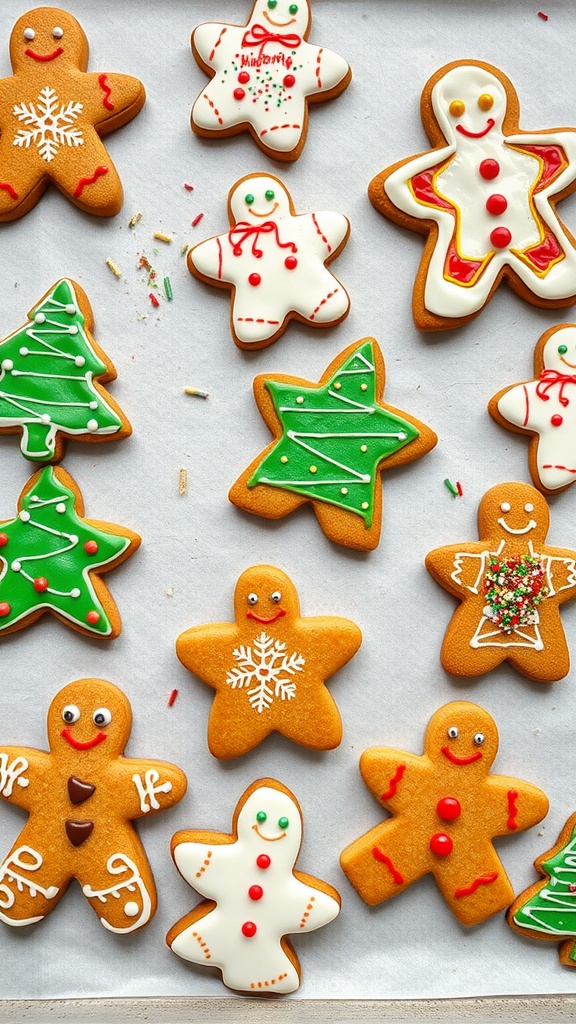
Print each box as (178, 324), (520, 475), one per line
(444, 478), (458, 496)
(163, 277), (173, 301)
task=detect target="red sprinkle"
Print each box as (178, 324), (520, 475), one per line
(456, 481), (463, 496)
(192, 213), (204, 227)
(149, 293), (160, 308)
(538, 10), (548, 19)
(168, 688), (178, 707)
(183, 183), (195, 191)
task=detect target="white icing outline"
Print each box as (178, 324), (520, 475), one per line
(82, 853), (152, 934)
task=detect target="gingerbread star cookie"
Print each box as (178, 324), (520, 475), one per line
(229, 339), (437, 550)
(167, 779), (340, 994)
(176, 565), (362, 759)
(369, 60), (576, 330)
(0, 7), (145, 220)
(188, 173), (350, 349)
(425, 482), (576, 681)
(191, 0), (351, 161)
(490, 324), (576, 494)
(340, 702), (549, 926)
(0, 678), (187, 931)
(0, 465), (140, 639)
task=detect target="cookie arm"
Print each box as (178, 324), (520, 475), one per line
(545, 551), (576, 594)
(188, 235), (232, 284)
(426, 545), (487, 594)
(0, 747), (49, 810)
(305, 212), (350, 257)
(176, 622), (239, 684)
(79, 73), (146, 131)
(192, 23), (231, 67)
(495, 382), (534, 430)
(172, 835), (236, 899)
(299, 42), (350, 96)
(484, 776), (549, 837)
(116, 758), (187, 820)
(297, 616), (362, 676)
(359, 747), (431, 812)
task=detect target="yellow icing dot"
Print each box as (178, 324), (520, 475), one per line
(360, 383), (368, 392)
(360, 444), (367, 452)
(280, 456), (288, 463)
(478, 93), (494, 111)
(333, 381), (342, 390)
(361, 502), (369, 510)
(296, 396), (304, 404)
(449, 99), (465, 117)
(309, 465), (317, 474)
(341, 488), (348, 495)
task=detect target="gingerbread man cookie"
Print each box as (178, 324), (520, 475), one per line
(0, 279), (131, 462)
(425, 482), (576, 681)
(176, 565), (362, 759)
(0, 679), (186, 931)
(229, 339), (437, 550)
(188, 173), (350, 349)
(340, 702), (549, 926)
(0, 465), (140, 639)
(490, 325), (576, 493)
(191, 0), (351, 161)
(167, 779), (340, 993)
(0, 7), (145, 220)
(369, 60), (576, 330)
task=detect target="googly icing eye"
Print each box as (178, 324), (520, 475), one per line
(52, 26), (64, 39)
(478, 93), (494, 111)
(23, 27), (35, 41)
(447, 726), (459, 739)
(473, 732), (485, 745)
(524, 503), (534, 513)
(558, 344), (568, 355)
(449, 99), (465, 117)
(247, 592), (258, 606)
(278, 815), (289, 829)
(62, 704), (80, 724)
(256, 810), (267, 822)
(500, 502), (511, 513)
(244, 193), (255, 206)
(265, 189), (275, 201)
(270, 590), (282, 603)
(92, 707), (112, 727)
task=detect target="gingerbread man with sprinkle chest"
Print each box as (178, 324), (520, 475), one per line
(0, 7), (145, 220)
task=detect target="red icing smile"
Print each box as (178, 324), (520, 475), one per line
(246, 608), (286, 624)
(441, 745), (483, 765)
(24, 46), (64, 62)
(456, 118), (495, 139)
(61, 728), (107, 750)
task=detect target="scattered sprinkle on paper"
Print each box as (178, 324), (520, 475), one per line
(179, 468), (188, 494)
(149, 292), (160, 308)
(184, 183), (195, 192)
(128, 212), (142, 228)
(538, 10), (548, 19)
(444, 478), (458, 497)
(105, 258), (121, 277)
(191, 213), (204, 227)
(168, 689), (179, 707)
(163, 276), (173, 300)
(153, 232), (172, 243)
(184, 386), (209, 398)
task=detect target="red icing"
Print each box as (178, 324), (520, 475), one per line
(536, 369), (576, 406)
(284, 256), (298, 270)
(430, 832), (453, 857)
(248, 273), (262, 286)
(248, 885), (264, 901)
(241, 24), (302, 55)
(436, 796), (461, 821)
(446, 246), (483, 284)
(24, 46), (63, 62)
(490, 226), (512, 248)
(246, 608), (286, 624)
(98, 74), (114, 111)
(454, 873), (498, 898)
(0, 534), (8, 547)
(456, 118), (495, 139)
(33, 577), (49, 593)
(507, 789), (519, 830)
(238, 71), (250, 84)
(411, 167), (455, 212)
(479, 159), (500, 181)
(381, 763), (406, 802)
(241, 921), (257, 937)
(0, 602), (10, 616)
(61, 728), (106, 751)
(517, 144), (566, 191)
(234, 87), (246, 100)
(551, 414), (564, 426)
(441, 745), (482, 765)
(84, 541), (98, 555)
(283, 74), (296, 88)
(0, 183), (18, 200)
(372, 847), (404, 884)
(257, 854), (271, 869)
(86, 611), (100, 625)
(229, 220), (297, 259)
(486, 194), (507, 215)
(522, 228), (563, 272)
(74, 166), (109, 198)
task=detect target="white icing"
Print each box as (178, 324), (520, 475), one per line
(191, 0), (349, 156)
(82, 853), (152, 933)
(189, 174), (349, 344)
(0, 754), (29, 796)
(132, 769), (173, 813)
(13, 86), (83, 163)
(496, 326), (576, 490)
(0, 845), (59, 925)
(382, 63), (576, 320)
(226, 630), (305, 713)
(169, 784), (339, 994)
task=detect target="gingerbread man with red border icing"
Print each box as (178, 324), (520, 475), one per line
(0, 7), (145, 220)
(340, 702), (549, 926)
(0, 678), (186, 932)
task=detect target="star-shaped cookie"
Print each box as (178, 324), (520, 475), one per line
(176, 565), (362, 759)
(0, 7), (145, 220)
(340, 702), (549, 926)
(229, 339), (437, 550)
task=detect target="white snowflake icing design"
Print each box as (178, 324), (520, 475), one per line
(13, 87), (83, 163)
(226, 631), (305, 713)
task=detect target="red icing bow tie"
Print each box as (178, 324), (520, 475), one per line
(229, 221), (297, 259)
(241, 24), (302, 53)
(536, 369), (576, 407)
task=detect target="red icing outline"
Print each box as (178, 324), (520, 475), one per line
(372, 847), (404, 884)
(456, 118), (495, 139)
(454, 872), (498, 898)
(441, 745), (482, 765)
(381, 763), (406, 801)
(24, 46), (63, 62)
(98, 74), (114, 111)
(246, 608), (286, 624)
(0, 182), (18, 200)
(507, 789), (519, 830)
(61, 728), (107, 750)
(74, 166), (109, 198)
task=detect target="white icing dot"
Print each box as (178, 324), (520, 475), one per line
(87, 419), (99, 432)
(55, 503), (66, 514)
(69, 535), (79, 544)
(361, 502), (369, 510)
(296, 396), (304, 404)
(18, 511), (30, 523)
(124, 902), (139, 918)
(11, 561), (21, 572)
(500, 502), (511, 513)
(1, 360), (13, 371)
(52, 26), (64, 39)
(524, 503), (534, 513)
(74, 355), (85, 366)
(34, 313), (46, 324)
(360, 444), (367, 452)
(398, 432), (407, 441)
(69, 326), (79, 336)
(65, 304), (76, 315)
(40, 414), (51, 425)
(341, 487), (348, 495)
(70, 588), (81, 599)
(89, 401), (98, 410)
(19, 347), (29, 357)
(31, 495), (40, 502)
(23, 27), (35, 40)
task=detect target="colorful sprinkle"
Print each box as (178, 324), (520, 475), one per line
(538, 10), (548, 19)
(184, 183), (195, 192)
(163, 277), (173, 301)
(483, 554), (548, 633)
(191, 213), (204, 227)
(105, 258), (121, 277)
(179, 468), (188, 495)
(184, 386), (209, 398)
(149, 293), (160, 308)
(153, 232), (172, 243)
(181, 243), (189, 256)
(456, 481), (464, 497)
(128, 212), (142, 228)
(444, 478), (458, 496)
(168, 688), (179, 707)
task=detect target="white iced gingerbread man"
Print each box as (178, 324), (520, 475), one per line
(493, 325), (576, 492)
(188, 173), (350, 348)
(167, 780), (340, 994)
(191, 0), (351, 160)
(371, 60), (576, 329)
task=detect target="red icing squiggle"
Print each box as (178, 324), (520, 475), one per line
(74, 166), (109, 198)
(454, 872), (498, 898)
(507, 789), (519, 830)
(0, 182), (18, 200)
(381, 763), (406, 802)
(372, 847), (404, 884)
(98, 74), (114, 111)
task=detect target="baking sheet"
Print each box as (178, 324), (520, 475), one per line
(2, 0), (576, 1004)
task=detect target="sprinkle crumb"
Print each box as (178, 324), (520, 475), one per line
(192, 213), (204, 227)
(105, 258), (121, 277)
(184, 386), (209, 399)
(181, 243), (189, 256)
(537, 10), (548, 19)
(153, 232), (172, 243)
(164, 587), (174, 597)
(184, 183), (195, 192)
(163, 277), (173, 301)
(138, 254), (152, 271)
(168, 689), (179, 707)
(534, 727), (541, 735)
(149, 292), (160, 308)
(179, 468), (188, 495)
(444, 478), (458, 497)
(128, 212), (142, 228)
(456, 480), (463, 497)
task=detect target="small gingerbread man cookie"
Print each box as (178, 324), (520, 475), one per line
(176, 564), (362, 758)
(0, 7), (145, 220)
(167, 779), (340, 993)
(340, 702), (549, 926)
(369, 60), (576, 330)
(188, 173), (350, 349)
(0, 679), (187, 932)
(425, 482), (576, 681)
(191, 0), (351, 161)
(490, 324), (576, 493)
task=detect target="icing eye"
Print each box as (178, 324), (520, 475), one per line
(244, 193), (255, 206)
(524, 503), (534, 513)
(478, 93), (494, 112)
(62, 704), (80, 724)
(270, 590), (282, 603)
(92, 707), (112, 727)
(447, 726), (459, 739)
(473, 732), (485, 745)
(267, 1), (278, 8)
(247, 592), (258, 606)
(265, 189), (275, 201)
(558, 344), (568, 355)
(449, 99), (465, 117)
(278, 816), (289, 829)
(500, 502), (511, 513)
(289, 3), (299, 12)
(23, 27), (35, 41)
(52, 26), (64, 39)
(256, 810), (267, 823)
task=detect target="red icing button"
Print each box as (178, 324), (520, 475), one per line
(430, 832), (453, 857)
(0, 534), (8, 547)
(248, 885), (263, 901)
(486, 194), (507, 215)
(86, 610), (100, 625)
(256, 854), (271, 869)
(0, 602), (10, 616)
(84, 541), (98, 555)
(551, 414), (563, 426)
(242, 921), (257, 937)
(436, 797), (461, 821)
(283, 74), (296, 88)
(33, 577), (49, 593)
(238, 71), (250, 84)
(479, 159), (500, 181)
(234, 87), (245, 100)
(490, 226), (512, 248)
(285, 256), (298, 270)
(248, 273), (261, 287)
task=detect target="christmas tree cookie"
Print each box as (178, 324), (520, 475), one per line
(508, 812), (576, 966)
(229, 339), (437, 550)
(0, 465), (140, 639)
(0, 279), (131, 462)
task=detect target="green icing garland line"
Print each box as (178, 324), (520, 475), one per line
(513, 823), (576, 945)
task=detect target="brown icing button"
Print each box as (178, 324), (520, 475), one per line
(65, 819), (94, 846)
(67, 776), (96, 805)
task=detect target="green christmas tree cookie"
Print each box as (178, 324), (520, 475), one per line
(0, 465), (140, 639)
(229, 338), (437, 550)
(508, 812), (576, 966)
(0, 279), (131, 461)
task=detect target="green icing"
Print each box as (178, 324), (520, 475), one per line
(0, 466), (131, 636)
(248, 342), (419, 525)
(0, 279), (123, 461)
(513, 823), (576, 946)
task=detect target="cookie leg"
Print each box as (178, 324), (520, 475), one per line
(340, 819), (429, 907)
(434, 842), (512, 926)
(79, 839), (156, 933)
(0, 830), (68, 926)
(280, 687), (342, 750)
(508, 638), (570, 682)
(299, 272), (349, 325)
(0, 156), (48, 223)
(48, 141), (123, 217)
